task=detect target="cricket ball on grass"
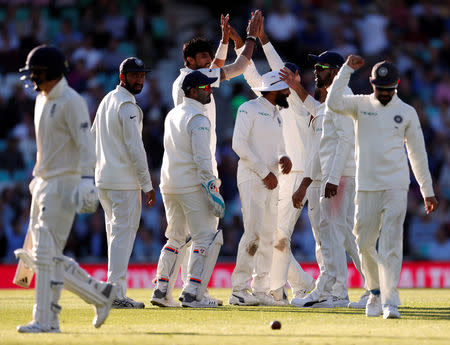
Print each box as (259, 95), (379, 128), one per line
(270, 320), (281, 330)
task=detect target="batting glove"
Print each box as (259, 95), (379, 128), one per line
(201, 179), (225, 218)
(72, 177), (99, 213)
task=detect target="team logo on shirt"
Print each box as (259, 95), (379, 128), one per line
(394, 115), (403, 123)
(80, 122), (89, 131)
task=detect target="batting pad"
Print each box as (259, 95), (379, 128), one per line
(59, 256), (111, 306)
(196, 229), (223, 301)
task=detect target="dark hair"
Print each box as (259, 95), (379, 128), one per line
(182, 37), (214, 67)
(261, 91), (270, 96)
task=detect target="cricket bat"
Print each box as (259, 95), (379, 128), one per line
(13, 228), (35, 288)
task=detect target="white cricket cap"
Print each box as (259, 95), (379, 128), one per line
(252, 70), (289, 92)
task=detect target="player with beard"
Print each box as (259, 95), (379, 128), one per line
(229, 70), (292, 306)
(92, 57), (156, 308)
(326, 55), (437, 319)
(280, 51), (366, 309)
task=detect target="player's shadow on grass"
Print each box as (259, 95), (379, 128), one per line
(144, 332), (448, 341)
(148, 306), (450, 320)
(400, 307), (450, 320)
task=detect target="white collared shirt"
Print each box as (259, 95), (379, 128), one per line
(33, 77), (95, 179)
(326, 64), (434, 197)
(172, 67), (221, 176)
(92, 85), (152, 192)
(232, 96), (287, 184)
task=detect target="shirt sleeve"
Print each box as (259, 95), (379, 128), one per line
(404, 108), (435, 198)
(235, 46), (262, 97)
(305, 116), (322, 180)
(303, 95), (322, 116)
(64, 96), (96, 177)
(262, 41), (285, 71)
(188, 114), (215, 184)
(119, 102), (153, 192)
(326, 110), (355, 185)
(326, 64), (358, 119)
(232, 103), (270, 179)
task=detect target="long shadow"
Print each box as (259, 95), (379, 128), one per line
(143, 305), (450, 320)
(143, 331), (449, 341)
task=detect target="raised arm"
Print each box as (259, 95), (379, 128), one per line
(325, 55), (363, 119)
(211, 14), (230, 68)
(219, 10), (262, 81)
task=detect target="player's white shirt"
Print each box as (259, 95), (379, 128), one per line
(33, 77), (95, 179)
(237, 42), (310, 173)
(172, 67), (221, 177)
(160, 97), (214, 194)
(319, 85), (356, 185)
(326, 64), (434, 197)
(302, 96), (325, 186)
(92, 85), (152, 192)
(232, 97), (287, 184)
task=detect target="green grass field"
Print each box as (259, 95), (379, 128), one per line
(1, 288), (449, 345)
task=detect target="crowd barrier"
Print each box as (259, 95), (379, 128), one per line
(1, 261), (449, 289)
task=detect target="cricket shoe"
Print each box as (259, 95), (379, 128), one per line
(382, 304), (401, 319)
(112, 295), (145, 309)
(151, 289), (180, 307)
(93, 283), (118, 328)
(205, 290), (223, 306)
(253, 292), (285, 306)
(348, 290), (370, 309)
(291, 292), (321, 308)
(365, 293), (382, 317)
(292, 280), (316, 300)
(181, 293), (219, 308)
(270, 287), (289, 305)
(228, 290), (259, 306)
(332, 295), (350, 307)
(17, 321), (60, 333)
(310, 296), (334, 308)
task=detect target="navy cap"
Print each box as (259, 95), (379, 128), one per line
(181, 70), (218, 93)
(370, 61), (400, 86)
(119, 57), (150, 74)
(284, 62), (300, 74)
(308, 51), (345, 69)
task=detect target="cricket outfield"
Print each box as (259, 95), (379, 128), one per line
(1, 288), (449, 345)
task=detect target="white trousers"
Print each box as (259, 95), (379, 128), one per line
(270, 172), (315, 292)
(319, 176), (363, 298)
(354, 190), (407, 306)
(162, 190), (217, 295)
(232, 178), (278, 294)
(99, 189), (141, 299)
(31, 175), (80, 258)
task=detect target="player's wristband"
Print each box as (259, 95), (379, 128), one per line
(215, 42), (228, 60)
(246, 35), (257, 43)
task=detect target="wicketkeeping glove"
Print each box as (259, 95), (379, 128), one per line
(201, 179), (225, 218)
(72, 177), (99, 213)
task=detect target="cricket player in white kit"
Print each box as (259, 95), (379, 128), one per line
(327, 55), (438, 319)
(285, 52), (366, 308)
(16, 45), (117, 333)
(92, 57), (156, 309)
(152, 71), (225, 308)
(229, 70), (292, 306)
(231, 26), (315, 303)
(158, 11), (263, 307)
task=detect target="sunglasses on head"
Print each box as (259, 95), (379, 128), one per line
(314, 63), (333, 71)
(198, 84), (211, 92)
